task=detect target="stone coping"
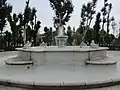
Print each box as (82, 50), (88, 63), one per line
(86, 57), (117, 65)
(55, 36), (68, 38)
(0, 78), (120, 89)
(4, 57), (33, 65)
(16, 46), (109, 53)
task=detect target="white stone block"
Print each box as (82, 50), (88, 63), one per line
(45, 51), (74, 65)
(18, 51), (30, 61)
(31, 52), (45, 66)
(74, 52), (89, 65)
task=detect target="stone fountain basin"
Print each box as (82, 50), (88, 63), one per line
(5, 46), (115, 66)
(0, 51), (119, 89)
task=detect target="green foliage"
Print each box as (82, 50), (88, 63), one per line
(93, 12), (101, 44)
(100, 0), (114, 45)
(49, 0), (74, 28)
(104, 34), (115, 45)
(67, 26), (73, 45)
(7, 13), (19, 47)
(4, 31), (12, 47)
(85, 28), (94, 45)
(80, 0), (98, 42)
(101, 0), (113, 33)
(23, 0), (31, 26)
(9, 0), (41, 46)
(0, 0), (12, 49)
(43, 27), (52, 45)
(30, 7), (37, 29)
(106, 3), (114, 34)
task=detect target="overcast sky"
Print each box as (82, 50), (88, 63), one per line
(7, 0), (120, 34)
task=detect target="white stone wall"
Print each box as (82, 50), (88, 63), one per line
(90, 50), (107, 60)
(18, 50), (107, 66)
(16, 47), (108, 66)
(17, 51), (30, 61)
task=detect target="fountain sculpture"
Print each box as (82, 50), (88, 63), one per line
(55, 25), (68, 47)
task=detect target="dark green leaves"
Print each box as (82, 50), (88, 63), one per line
(49, 0), (74, 27)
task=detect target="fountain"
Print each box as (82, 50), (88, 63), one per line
(2, 1), (118, 89)
(2, 20), (119, 90)
(5, 25), (117, 66)
(2, 27), (118, 89)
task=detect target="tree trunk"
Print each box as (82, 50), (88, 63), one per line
(107, 13), (110, 34)
(0, 30), (3, 50)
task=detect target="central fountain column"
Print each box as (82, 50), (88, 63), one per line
(55, 25), (68, 47)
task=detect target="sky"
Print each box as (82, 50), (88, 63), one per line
(7, 0), (120, 34)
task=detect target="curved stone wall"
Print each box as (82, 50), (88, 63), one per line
(16, 46), (108, 66)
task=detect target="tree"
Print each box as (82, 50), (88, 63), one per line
(93, 12), (101, 44)
(0, 0), (12, 49)
(7, 13), (24, 47)
(15, 0), (41, 45)
(33, 20), (41, 45)
(80, 0), (98, 42)
(104, 34), (115, 45)
(30, 7), (37, 29)
(43, 26), (52, 45)
(4, 31), (12, 48)
(101, 0), (108, 31)
(85, 28), (94, 45)
(49, 0), (74, 29)
(7, 13), (19, 47)
(106, 3), (114, 34)
(101, 0), (114, 44)
(23, 0), (31, 28)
